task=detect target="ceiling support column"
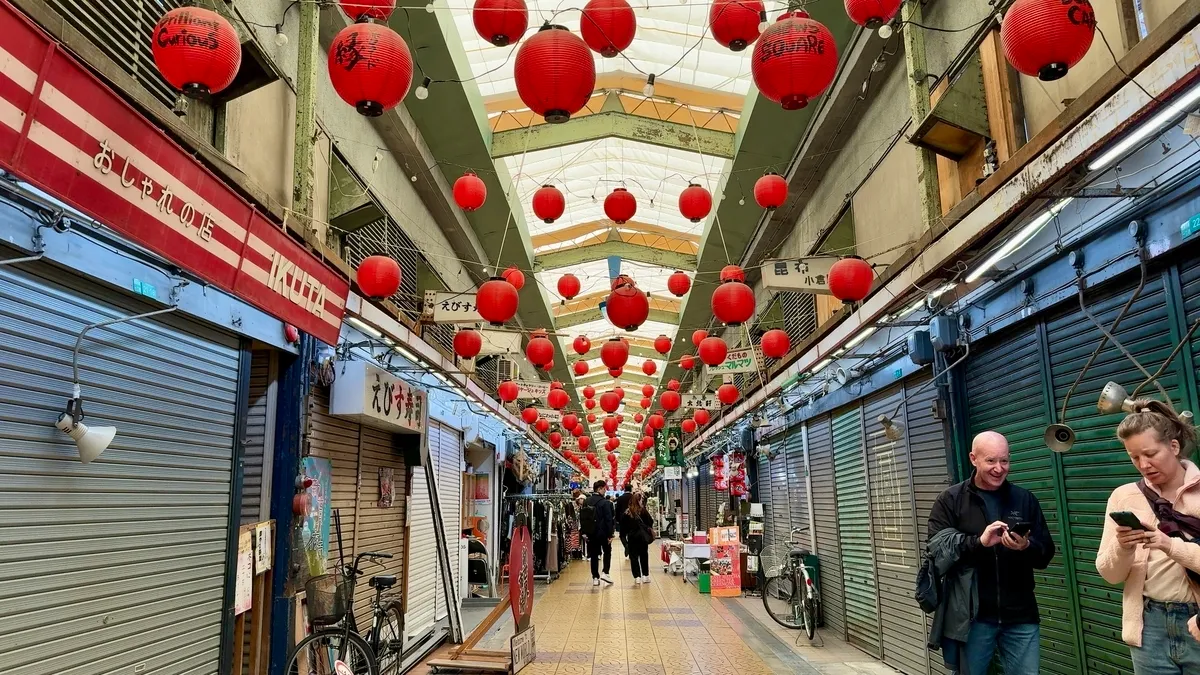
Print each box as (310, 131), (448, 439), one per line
(292, 0), (321, 241)
(902, 1), (943, 231)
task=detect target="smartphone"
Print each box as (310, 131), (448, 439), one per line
(1008, 521), (1032, 537)
(1109, 511), (1149, 530)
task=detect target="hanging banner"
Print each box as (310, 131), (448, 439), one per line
(760, 257), (840, 294)
(330, 361), (427, 434)
(655, 425), (684, 467)
(422, 290), (483, 323)
(536, 408), (562, 422)
(479, 329), (521, 356)
(300, 456), (333, 577)
(518, 380), (551, 400)
(705, 347), (759, 375)
(680, 393), (722, 410)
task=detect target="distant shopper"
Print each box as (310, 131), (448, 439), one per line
(1097, 400), (1200, 674)
(615, 484), (634, 554)
(926, 431), (1054, 675)
(581, 480), (615, 586)
(621, 492), (656, 585)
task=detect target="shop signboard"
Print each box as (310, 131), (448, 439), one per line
(663, 466), (683, 480)
(680, 393), (722, 410)
(508, 520), (535, 632)
(654, 425), (684, 467)
(511, 626), (536, 674)
(479, 329), (520, 356)
(705, 347), (759, 375)
(536, 408), (562, 422)
(330, 361), (427, 434)
(517, 380), (551, 400)
(760, 257), (840, 294)
(422, 290), (483, 323)
(0, 3), (349, 344)
(560, 435), (577, 451)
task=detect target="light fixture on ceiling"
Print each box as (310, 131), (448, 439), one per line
(1089, 81), (1200, 171)
(965, 198), (1073, 283)
(811, 358), (832, 374)
(878, 23), (894, 39)
(845, 326), (877, 349)
(415, 77), (432, 100)
(347, 316), (383, 338)
(642, 74), (656, 98)
(273, 24), (288, 47)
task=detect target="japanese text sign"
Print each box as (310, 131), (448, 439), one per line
(706, 347), (759, 375)
(329, 360), (427, 434)
(680, 393), (722, 410)
(423, 290), (483, 324)
(760, 257), (840, 294)
(517, 380), (550, 400)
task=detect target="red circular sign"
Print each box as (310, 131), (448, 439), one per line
(508, 522), (534, 631)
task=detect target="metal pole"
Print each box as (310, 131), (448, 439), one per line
(901, 0), (942, 230)
(292, 0), (321, 230)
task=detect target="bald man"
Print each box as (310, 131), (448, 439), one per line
(927, 431), (1054, 675)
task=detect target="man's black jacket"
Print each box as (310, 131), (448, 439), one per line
(585, 493), (615, 540)
(615, 492), (633, 532)
(927, 474), (1054, 624)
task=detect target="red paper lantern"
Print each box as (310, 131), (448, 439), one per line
(649, 413), (666, 430)
(682, 419), (697, 433)
(720, 264), (746, 283)
(151, 8), (242, 97)
(587, 413), (597, 423)
(472, 0), (528, 46)
(580, 437), (592, 451)
(642, 360), (657, 376)
(521, 405), (538, 423)
(572, 426), (583, 439)
(828, 257), (874, 302)
(613, 387), (625, 400)
(580, 0), (636, 57)
(607, 437), (621, 451)
(712, 277), (755, 325)
(526, 332), (555, 367)
(678, 184), (713, 223)
(692, 329), (708, 347)
(454, 171), (487, 211)
(762, 328), (790, 358)
(503, 266), (526, 290)
(667, 379), (680, 391)
(600, 338), (630, 369)
(604, 188), (637, 224)
(548, 389), (569, 410)
(328, 22), (412, 117)
(603, 416), (620, 435)
(642, 384), (655, 397)
(667, 271), (692, 297)
(340, 0), (397, 21)
(574, 361), (589, 376)
(583, 386), (596, 399)
(606, 275), (649, 331)
(680, 354), (695, 371)
(1002, 0), (1095, 81)
(754, 172), (788, 209)
(717, 383), (739, 404)
(709, 0), (764, 52)
(501, 381), (521, 403)
(585, 399), (597, 410)
(654, 335), (673, 355)
(549, 431), (563, 448)
(563, 413), (579, 430)
(694, 409), (710, 425)
(600, 391), (621, 413)
(536, 418), (550, 433)
(844, 0), (901, 28)
(514, 25), (596, 123)
(609, 367), (623, 378)
(640, 397), (652, 410)
(752, 11), (838, 110)
(699, 336), (728, 366)
(477, 277), (519, 324)
(570, 336), (590, 356)
(634, 413), (644, 423)
(533, 184), (566, 223)
(454, 328), (483, 359)
(357, 255), (401, 298)
(557, 273), (582, 301)
(661, 390), (681, 411)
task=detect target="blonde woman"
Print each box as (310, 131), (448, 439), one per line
(1097, 400), (1200, 674)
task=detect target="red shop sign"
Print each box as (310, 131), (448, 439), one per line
(508, 521), (534, 633)
(0, 1), (348, 345)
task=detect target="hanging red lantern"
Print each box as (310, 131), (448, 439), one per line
(328, 22), (412, 117)
(709, 0), (764, 52)
(572, 335), (591, 356)
(580, 436), (592, 451)
(574, 361), (589, 376)
(607, 451), (618, 465)
(692, 329), (708, 347)
(639, 396), (652, 410)
(606, 275), (649, 330)
(580, 0), (636, 57)
(654, 335), (673, 355)
(536, 418), (551, 433)
(680, 354), (695, 371)
(720, 264), (746, 283)
(454, 328), (483, 359)
(557, 273), (582, 302)
(828, 256), (874, 302)
(549, 432), (563, 449)
(503, 266), (526, 290)
(600, 391), (621, 413)
(476, 277), (519, 325)
(600, 338), (630, 369)
(454, 171), (488, 211)
(526, 332), (555, 367)
(752, 11), (838, 110)
(761, 328), (790, 358)
(698, 336), (728, 366)
(514, 25), (596, 123)
(533, 184), (566, 223)
(604, 188), (637, 224)
(501, 381), (521, 403)
(520, 405), (538, 423)
(548, 388), (569, 410)
(563, 413), (579, 430)
(585, 398), (597, 410)
(587, 413), (598, 424)
(634, 413), (644, 423)
(472, 0), (529, 46)
(613, 386), (625, 400)
(694, 409), (710, 425)
(682, 419), (697, 433)
(357, 255), (401, 298)
(667, 379), (680, 391)
(712, 276), (755, 325)
(678, 184), (713, 223)
(661, 390), (681, 411)
(608, 367), (622, 378)
(583, 385), (596, 399)
(151, 8), (242, 98)
(844, 0), (901, 28)
(642, 384), (655, 397)
(340, 0), (397, 21)
(754, 172), (788, 209)
(607, 437), (621, 451)
(1002, 0), (1095, 81)
(667, 271), (692, 297)
(641, 435), (654, 448)
(717, 383), (739, 404)
(603, 416), (620, 435)
(642, 360), (657, 376)
(649, 413), (666, 430)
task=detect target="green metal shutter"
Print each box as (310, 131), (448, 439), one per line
(865, 385), (926, 674)
(785, 428), (810, 549)
(965, 325), (1082, 674)
(771, 431), (793, 550)
(0, 263), (240, 674)
(833, 405), (880, 656)
(808, 416), (846, 639)
(756, 451), (774, 551)
(1045, 276), (1183, 675)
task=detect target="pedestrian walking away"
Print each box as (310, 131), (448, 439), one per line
(615, 483), (634, 556)
(621, 491), (656, 585)
(582, 479), (615, 586)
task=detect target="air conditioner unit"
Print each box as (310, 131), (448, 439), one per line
(495, 357), (519, 382)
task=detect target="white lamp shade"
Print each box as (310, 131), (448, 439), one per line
(55, 413), (116, 463)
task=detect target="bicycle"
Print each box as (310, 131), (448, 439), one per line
(285, 551), (405, 675)
(759, 526), (823, 642)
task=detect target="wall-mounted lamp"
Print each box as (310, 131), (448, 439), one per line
(877, 414), (904, 441)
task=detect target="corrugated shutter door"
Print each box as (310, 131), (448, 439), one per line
(1046, 276), (1181, 675)
(699, 469), (713, 531)
(807, 416), (846, 639)
(770, 433), (791, 551)
(832, 405), (880, 656)
(308, 388), (360, 570)
(905, 372), (952, 675)
(785, 429), (809, 548)
(353, 427), (406, 622)
(756, 451), (774, 551)
(431, 421), (463, 610)
(0, 263), (239, 675)
(404, 444), (438, 646)
(966, 326), (1081, 674)
(241, 351), (273, 525)
(865, 386), (924, 674)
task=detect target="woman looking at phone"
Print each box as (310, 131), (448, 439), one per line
(1097, 399), (1200, 673)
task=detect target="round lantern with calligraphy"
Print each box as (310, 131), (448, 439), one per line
(151, 7), (243, 98)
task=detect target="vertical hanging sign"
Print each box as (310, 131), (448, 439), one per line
(655, 425), (683, 467)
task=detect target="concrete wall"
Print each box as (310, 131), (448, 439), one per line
(1147, 0), (1187, 30)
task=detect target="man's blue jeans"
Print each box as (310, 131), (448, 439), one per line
(1129, 599), (1200, 674)
(962, 620), (1039, 675)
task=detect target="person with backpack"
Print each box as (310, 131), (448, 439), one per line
(621, 492), (656, 584)
(581, 480), (615, 586)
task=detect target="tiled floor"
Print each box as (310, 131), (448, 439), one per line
(426, 545), (899, 675)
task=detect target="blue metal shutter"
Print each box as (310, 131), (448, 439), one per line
(833, 405), (880, 656)
(807, 415), (846, 639)
(0, 263), (239, 674)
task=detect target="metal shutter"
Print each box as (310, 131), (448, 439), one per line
(766, 433), (790, 552)
(807, 416), (846, 639)
(353, 427), (407, 622)
(0, 263), (239, 675)
(905, 372), (953, 675)
(429, 420), (463, 616)
(865, 385), (924, 674)
(241, 351), (275, 525)
(404, 444), (438, 646)
(785, 428), (809, 548)
(756, 451), (774, 551)
(698, 468), (714, 532)
(308, 388), (361, 569)
(833, 405), (880, 656)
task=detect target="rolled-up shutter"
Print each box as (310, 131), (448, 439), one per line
(0, 263), (240, 674)
(241, 351), (274, 524)
(785, 428), (809, 549)
(429, 420), (463, 614)
(807, 416), (846, 639)
(833, 405), (879, 656)
(352, 427), (406, 622)
(308, 388), (360, 568)
(756, 451), (774, 551)
(404, 445), (438, 646)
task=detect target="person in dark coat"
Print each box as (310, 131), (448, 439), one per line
(615, 484), (634, 555)
(583, 480), (615, 586)
(620, 492), (656, 585)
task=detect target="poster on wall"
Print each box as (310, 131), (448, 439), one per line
(301, 456), (333, 577)
(234, 528), (253, 614)
(474, 473), (490, 500)
(708, 527), (742, 598)
(254, 521), (272, 574)
(655, 425), (683, 467)
(379, 467), (395, 508)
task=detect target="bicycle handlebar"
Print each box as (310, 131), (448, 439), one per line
(347, 551), (393, 577)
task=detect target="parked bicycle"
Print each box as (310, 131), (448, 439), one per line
(759, 526), (823, 641)
(285, 550), (405, 675)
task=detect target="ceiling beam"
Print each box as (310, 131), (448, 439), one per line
(537, 239), (698, 271)
(483, 72), (746, 115)
(531, 221), (699, 253)
(575, 343), (663, 361)
(556, 293), (681, 317)
(576, 371), (657, 387)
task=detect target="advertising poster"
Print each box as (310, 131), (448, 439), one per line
(708, 527), (741, 597)
(300, 456), (333, 576)
(379, 467), (394, 508)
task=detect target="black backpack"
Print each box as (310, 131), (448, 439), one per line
(579, 496), (598, 536)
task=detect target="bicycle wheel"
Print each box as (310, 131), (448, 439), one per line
(761, 574), (803, 629)
(374, 602), (405, 675)
(801, 597), (817, 640)
(286, 628), (378, 675)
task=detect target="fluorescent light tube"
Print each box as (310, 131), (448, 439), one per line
(346, 316), (382, 338)
(965, 199), (1073, 283)
(1089, 81), (1200, 171)
(811, 358), (832, 374)
(845, 326), (877, 349)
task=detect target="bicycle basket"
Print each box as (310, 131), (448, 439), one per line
(758, 545), (783, 579)
(306, 571), (351, 626)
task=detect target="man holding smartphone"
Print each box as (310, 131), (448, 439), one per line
(927, 431), (1055, 675)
